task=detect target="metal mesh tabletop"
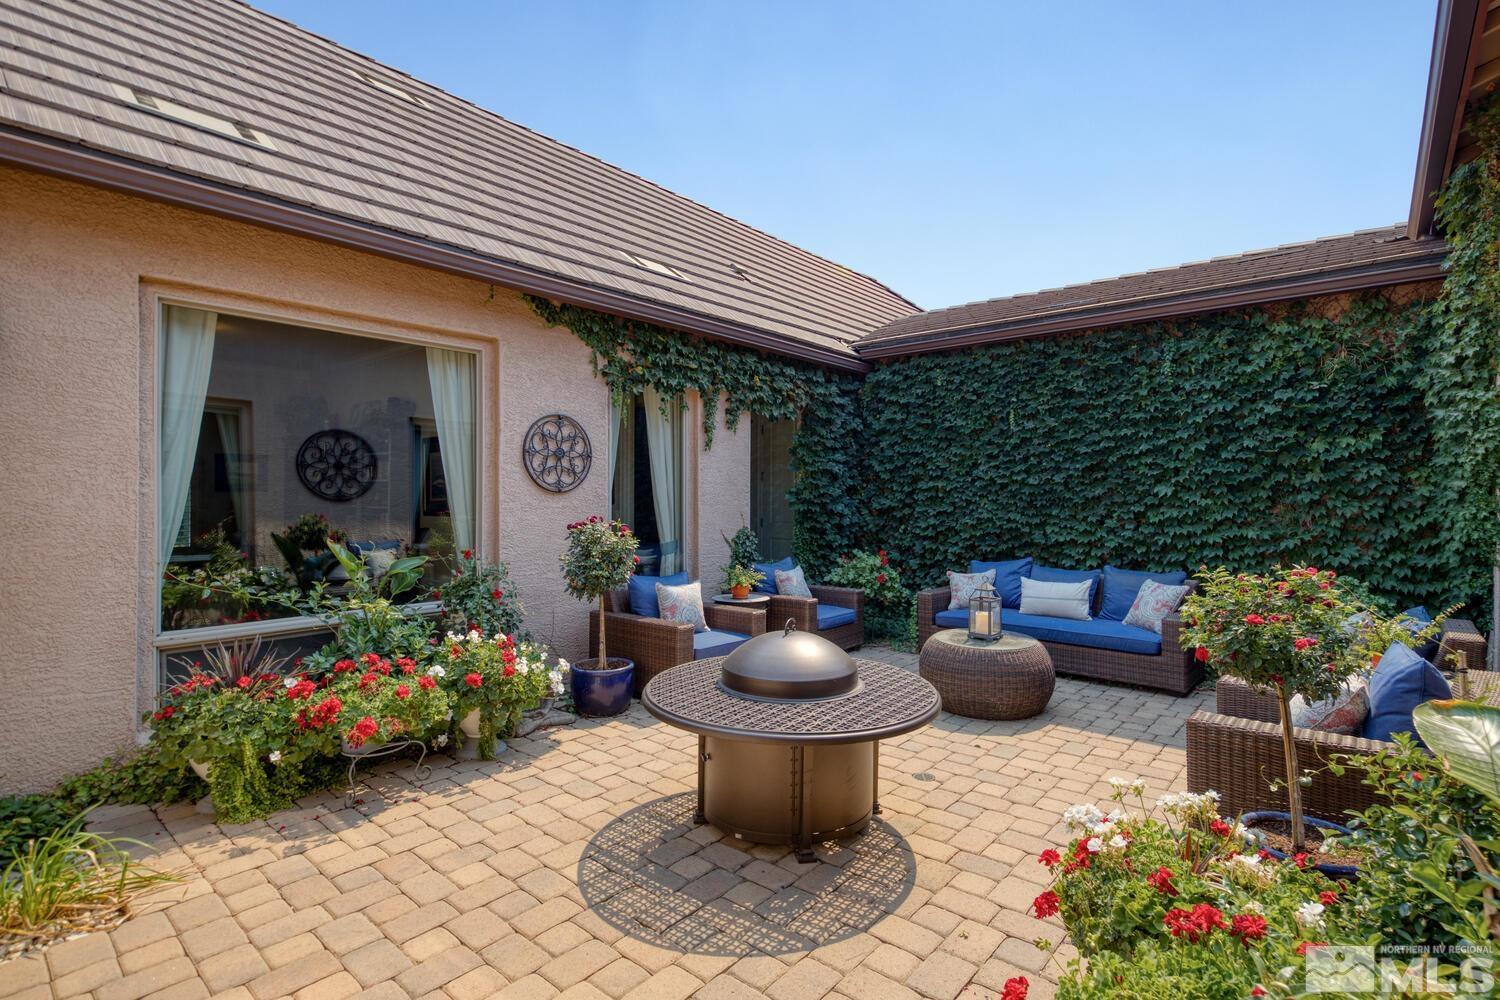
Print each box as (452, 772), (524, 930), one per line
(642, 657), (940, 745)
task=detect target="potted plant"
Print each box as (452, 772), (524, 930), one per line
(1180, 565), (1371, 865)
(433, 549), (526, 640)
(441, 630), (562, 758)
(560, 515), (639, 716)
(722, 563), (765, 601)
(325, 652), (453, 756)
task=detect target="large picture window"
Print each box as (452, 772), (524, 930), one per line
(157, 305), (477, 634)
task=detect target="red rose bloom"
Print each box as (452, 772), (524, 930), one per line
(492, 589), (503, 600)
(1194, 646), (1210, 663)
(1293, 637), (1318, 651)
(1244, 614), (1265, 625)
(418, 676), (436, 691)
(1146, 866), (1178, 896)
(1038, 849), (1061, 868)
(1000, 977), (1028, 1000)
(465, 672), (483, 688)
(1031, 891), (1060, 918)
(1229, 913), (1268, 946)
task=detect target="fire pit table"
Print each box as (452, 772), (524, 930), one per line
(643, 623), (940, 862)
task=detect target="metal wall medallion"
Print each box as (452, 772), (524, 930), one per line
(523, 414), (592, 493)
(296, 429), (377, 501)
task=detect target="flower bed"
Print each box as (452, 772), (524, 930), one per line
(441, 630), (564, 758)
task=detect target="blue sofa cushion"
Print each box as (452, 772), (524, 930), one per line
(1398, 606), (1440, 661)
(969, 558), (1033, 609)
(1031, 565), (1102, 609)
(753, 557), (796, 594)
(628, 571), (691, 618)
(931, 608), (1160, 655)
(1099, 565), (1188, 622)
(694, 629), (751, 659)
(1364, 641), (1451, 745)
(816, 604), (857, 630)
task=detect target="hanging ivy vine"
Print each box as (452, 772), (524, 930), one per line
(525, 296), (862, 574)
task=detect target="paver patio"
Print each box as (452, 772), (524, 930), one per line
(6, 647), (1211, 1000)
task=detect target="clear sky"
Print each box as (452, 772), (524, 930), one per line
(253, 1), (1436, 311)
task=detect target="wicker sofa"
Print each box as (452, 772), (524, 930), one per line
(590, 591), (767, 695)
(916, 581), (1202, 695)
(768, 585), (865, 650)
(1187, 622), (1492, 822)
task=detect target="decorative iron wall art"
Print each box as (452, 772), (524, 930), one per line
(296, 429), (377, 501)
(523, 413), (591, 493)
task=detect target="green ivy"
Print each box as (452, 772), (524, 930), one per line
(858, 292), (1493, 620)
(525, 296), (861, 575)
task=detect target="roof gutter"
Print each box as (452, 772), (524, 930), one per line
(0, 129), (868, 374)
(855, 252), (1449, 360)
(1407, 0), (1485, 239)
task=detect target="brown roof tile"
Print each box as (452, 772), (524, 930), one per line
(0, 0), (917, 362)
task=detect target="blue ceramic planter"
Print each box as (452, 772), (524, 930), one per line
(571, 658), (635, 717)
(1240, 810), (1358, 879)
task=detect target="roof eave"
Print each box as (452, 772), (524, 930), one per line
(1408, 0), (1486, 239)
(854, 253), (1449, 360)
(0, 129), (868, 374)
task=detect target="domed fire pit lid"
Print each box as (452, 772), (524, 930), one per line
(718, 621), (860, 702)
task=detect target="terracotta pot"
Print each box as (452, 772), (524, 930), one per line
(730, 584), (751, 600)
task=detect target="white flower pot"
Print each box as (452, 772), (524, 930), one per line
(459, 709), (482, 739)
(454, 709), (505, 759)
(189, 759), (210, 781)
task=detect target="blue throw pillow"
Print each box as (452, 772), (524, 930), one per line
(1364, 641), (1451, 745)
(1098, 565), (1188, 622)
(1031, 565), (1102, 610)
(628, 571), (691, 618)
(752, 557), (795, 594)
(1398, 606), (1440, 661)
(969, 557), (1032, 609)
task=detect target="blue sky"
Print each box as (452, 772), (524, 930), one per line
(256, 1), (1435, 310)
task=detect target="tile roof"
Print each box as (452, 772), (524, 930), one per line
(857, 225), (1448, 356)
(0, 0), (917, 365)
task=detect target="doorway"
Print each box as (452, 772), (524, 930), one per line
(751, 414), (796, 560)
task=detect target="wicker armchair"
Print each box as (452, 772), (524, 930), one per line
(915, 584), (1202, 695)
(590, 590), (767, 695)
(1187, 623), (1495, 822)
(768, 585), (865, 650)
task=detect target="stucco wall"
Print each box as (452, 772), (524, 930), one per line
(0, 167), (751, 792)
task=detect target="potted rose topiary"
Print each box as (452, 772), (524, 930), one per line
(1180, 565), (1370, 857)
(560, 515), (639, 716)
(441, 630), (563, 759)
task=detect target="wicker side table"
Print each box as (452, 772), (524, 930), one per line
(919, 629), (1054, 719)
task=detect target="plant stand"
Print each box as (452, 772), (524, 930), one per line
(341, 739), (431, 807)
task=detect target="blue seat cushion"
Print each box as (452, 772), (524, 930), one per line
(1364, 641), (1452, 745)
(1031, 565), (1102, 609)
(753, 557), (796, 594)
(1099, 565), (1188, 622)
(694, 629), (750, 659)
(816, 604), (857, 629)
(969, 558), (1033, 609)
(628, 571), (691, 618)
(931, 608), (1160, 655)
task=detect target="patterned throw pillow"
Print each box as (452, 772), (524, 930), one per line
(1290, 679), (1370, 735)
(774, 565), (813, 598)
(947, 569), (997, 610)
(655, 580), (707, 632)
(1121, 579), (1191, 635)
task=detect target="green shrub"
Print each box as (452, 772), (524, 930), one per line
(435, 549), (526, 640)
(825, 549), (913, 646)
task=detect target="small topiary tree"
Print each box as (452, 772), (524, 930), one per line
(560, 516), (639, 666)
(1179, 565), (1370, 849)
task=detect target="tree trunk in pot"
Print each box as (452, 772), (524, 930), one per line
(1276, 682), (1307, 850)
(597, 593), (607, 665)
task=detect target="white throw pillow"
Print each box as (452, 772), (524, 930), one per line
(655, 580), (707, 632)
(1019, 578), (1092, 620)
(774, 565), (813, 598)
(1122, 579), (1191, 635)
(946, 569), (997, 610)
(1290, 679), (1370, 735)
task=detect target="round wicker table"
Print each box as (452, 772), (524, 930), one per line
(919, 629), (1054, 720)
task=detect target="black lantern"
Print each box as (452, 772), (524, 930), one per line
(967, 580), (1002, 643)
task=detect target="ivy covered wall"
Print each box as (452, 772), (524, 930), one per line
(855, 287), (1495, 620)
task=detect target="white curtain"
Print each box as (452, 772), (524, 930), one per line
(158, 305), (218, 571)
(610, 398), (635, 529)
(642, 387), (681, 574)
(213, 410), (247, 547)
(426, 348), (476, 554)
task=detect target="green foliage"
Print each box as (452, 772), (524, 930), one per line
(720, 563), (765, 592)
(441, 635), (561, 759)
(526, 296), (861, 577)
(1414, 701), (1500, 806)
(434, 550), (527, 640)
(824, 549), (913, 644)
(722, 527), (760, 571)
(560, 517), (639, 603)
(859, 293), (1494, 623)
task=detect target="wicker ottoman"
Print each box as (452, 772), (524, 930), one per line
(919, 629), (1054, 719)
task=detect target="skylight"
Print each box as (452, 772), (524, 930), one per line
(351, 68), (427, 106)
(112, 84), (274, 150)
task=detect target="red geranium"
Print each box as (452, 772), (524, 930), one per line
(1194, 646), (1210, 663)
(1243, 614), (1265, 625)
(1209, 819), (1231, 837)
(297, 694), (343, 730)
(1296, 941), (1325, 957)
(465, 672), (483, 688)
(286, 679), (317, 700)
(1229, 913), (1268, 946)
(346, 715), (379, 748)
(333, 658), (357, 673)
(1164, 903), (1226, 942)
(1038, 849), (1061, 868)
(395, 685), (410, 700)
(1000, 977), (1028, 1000)
(1031, 891), (1060, 918)
(1319, 889), (1338, 906)
(1146, 866), (1178, 896)
(418, 675), (436, 691)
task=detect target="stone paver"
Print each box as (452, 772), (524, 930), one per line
(28, 646), (1204, 998)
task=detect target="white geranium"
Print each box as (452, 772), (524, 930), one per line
(268, 750), (282, 764)
(1085, 837), (1103, 854)
(434, 733), (448, 747)
(283, 676), (298, 690)
(1295, 901), (1325, 928)
(427, 665), (446, 678)
(1063, 803), (1105, 831)
(1108, 834), (1128, 850)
